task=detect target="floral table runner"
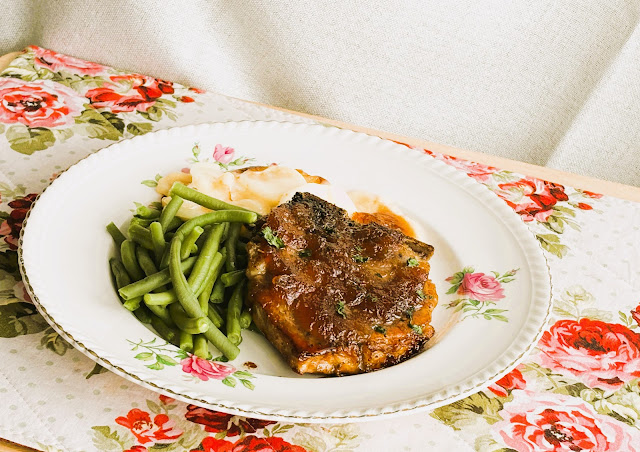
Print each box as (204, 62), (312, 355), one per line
(1, 46), (639, 452)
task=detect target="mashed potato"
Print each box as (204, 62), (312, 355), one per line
(156, 163), (421, 238)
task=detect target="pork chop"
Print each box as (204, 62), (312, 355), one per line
(246, 192), (438, 375)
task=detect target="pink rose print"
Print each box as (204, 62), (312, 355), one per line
(0, 79), (84, 128)
(434, 153), (499, 182)
(493, 390), (640, 452)
(535, 318), (640, 390)
(115, 408), (183, 445)
(213, 144), (235, 164)
(30, 45), (107, 75)
(456, 272), (505, 302)
(181, 355), (235, 381)
(158, 395), (175, 405)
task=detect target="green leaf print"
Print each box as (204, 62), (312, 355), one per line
(0, 302), (49, 337)
(74, 109), (123, 141)
(91, 425), (126, 451)
(126, 122), (153, 136)
(431, 391), (504, 430)
(5, 124), (56, 154)
(536, 233), (568, 258)
(101, 111), (125, 134)
(40, 327), (72, 355)
(0, 251), (19, 278)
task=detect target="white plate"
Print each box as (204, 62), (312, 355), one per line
(19, 121), (551, 422)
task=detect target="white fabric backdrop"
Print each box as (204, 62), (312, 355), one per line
(2, 0), (640, 186)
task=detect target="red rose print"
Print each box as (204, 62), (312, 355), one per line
(536, 318), (640, 390)
(180, 96), (195, 103)
(199, 435), (308, 452)
(124, 447), (147, 452)
(455, 272), (505, 302)
(488, 368), (526, 397)
(632, 304), (640, 328)
(189, 87), (205, 94)
(213, 144), (235, 164)
(181, 355), (235, 381)
(493, 391), (640, 452)
(577, 202), (593, 210)
(30, 45), (107, 75)
(0, 79), (84, 128)
(494, 177), (568, 222)
(158, 395), (175, 405)
(115, 408), (183, 445)
(582, 190), (603, 199)
(1, 193), (38, 250)
(185, 405), (275, 436)
(85, 74), (174, 113)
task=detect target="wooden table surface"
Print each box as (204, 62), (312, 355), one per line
(0, 48), (639, 452)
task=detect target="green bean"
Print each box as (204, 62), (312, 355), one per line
(226, 281), (245, 345)
(236, 254), (248, 269)
(170, 182), (254, 212)
(150, 314), (179, 345)
(123, 298), (141, 311)
(165, 217), (183, 232)
(198, 253), (224, 315)
(109, 258), (131, 290)
(120, 240), (145, 281)
(149, 221), (166, 264)
(173, 210), (258, 243)
(169, 212), (256, 330)
(119, 256), (197, 300)
(110, 258), (144, 311)
(130, 216), (154, 229)
(237, 240), (247, 254)
(240, 310), (252, 329)
(106, 222), (126, 249)
(221, 270), (245, 287)
(187, 225), (225, 293)
(136, 246), (158, 277)
(179, 331), (193, 353)
(128, 224), (154, 250)
(133, 305), (153, 324)
(225, 223), (241, 272)
(135, 205), (160, 219)
(146, 304), (173, 325)
(144, 290), (177, 306)
(168, 303), (209, 334)
(203, 319), (238, 359)
(193, 334), (209, 358)
(181, 226), (204, 260)
(206, 303), (224, 328)
(160, 195), (184, 232)
(210, 279), (225, 304)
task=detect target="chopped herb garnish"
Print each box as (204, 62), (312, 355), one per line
(410, 324), (423, 334)
(353, 255), (369, 263)
(355, 245), (363, 252)
(374, 325), (387, 335)
(336, 301), (347, 318)
(407, 257), (419, 267)
(404, 307), (415, 319)
(367, 294), (379, 302)
(416, 289), (427, 300)
(262, 226), (285, 249)
(298, 248), (312, 258)
(375, 272), (383, 278)
(323, 226), (335, 234)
